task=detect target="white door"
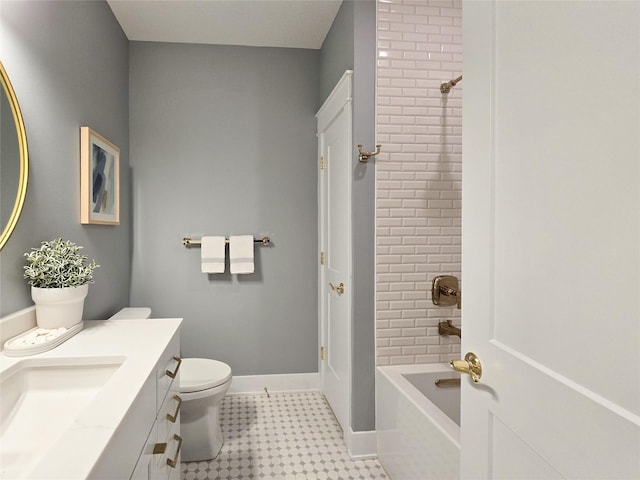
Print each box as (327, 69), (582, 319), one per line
(462, 2), (640, 478)
(317, 71), (353, 433)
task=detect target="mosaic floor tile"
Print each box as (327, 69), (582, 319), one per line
(181, 392), (389, 480)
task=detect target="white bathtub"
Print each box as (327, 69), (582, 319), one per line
(376, 364), (460, 480)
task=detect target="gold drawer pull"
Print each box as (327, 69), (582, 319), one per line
(153, 443), (166, 455)
(165, 356), (182, 379)
(166, 434), (182, 468)
(166, 395), (182, 423)
(329, 282), (344, 294)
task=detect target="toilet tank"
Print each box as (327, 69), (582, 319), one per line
(108, 308), (152, 320)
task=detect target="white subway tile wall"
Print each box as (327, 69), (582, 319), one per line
(376, 0), (462, 366)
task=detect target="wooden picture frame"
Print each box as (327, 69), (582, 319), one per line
(80, 127), (120, 225)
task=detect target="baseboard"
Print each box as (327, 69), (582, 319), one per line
(345, 428), (378, 459)
(228, 372), (320, 394)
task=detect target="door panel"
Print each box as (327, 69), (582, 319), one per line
(462, 2), (640, 478)
(490, 415), (563, 480)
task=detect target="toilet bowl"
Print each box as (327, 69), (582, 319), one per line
(108, 308), (232, 462)
(179, 358), (232, 461)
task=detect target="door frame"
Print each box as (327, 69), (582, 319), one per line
(317, 70), (354, 439)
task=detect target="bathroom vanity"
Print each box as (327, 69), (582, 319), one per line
(0, 316), (183, 479)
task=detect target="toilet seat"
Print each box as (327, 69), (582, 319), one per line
(180, 358), (232, 393)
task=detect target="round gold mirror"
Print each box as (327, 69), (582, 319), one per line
(0, 61), (29, 250)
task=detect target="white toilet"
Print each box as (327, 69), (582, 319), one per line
(109, 308), (233, 462)
(179, 357), (232, 461)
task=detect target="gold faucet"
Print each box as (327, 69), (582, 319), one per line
(438, 320), (461, 338)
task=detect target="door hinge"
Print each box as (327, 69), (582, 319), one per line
(320, 251), (325, 265)
(320, 156), (326, 170)
(320, 346), (325, 360)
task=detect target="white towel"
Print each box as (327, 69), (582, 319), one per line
(229, 235), (255, 274)
(201, 236), (226, 273)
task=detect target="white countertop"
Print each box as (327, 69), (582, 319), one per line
(0, 317), (182, 479)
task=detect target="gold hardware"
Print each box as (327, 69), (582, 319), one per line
(438, 320), (461, 338)
(440, 75), (463, 94)
(0, 62), (29, 252)
(166, 434), (182, 468)
(320, 346), (325, 360)
(165, 356), (182, 379)
(166, 395), (182, 423)
(435, 378), (461, 388)
(357, 144), (382, 163)
(450, 352), (482, 383)
(320, 251), (325, 265)
(320, 156), (326, 169)
(432, 275), (461, 309)
(153, 443), (167, 455)
(329, 282), (345, 294)
(183, 236), (270, 247)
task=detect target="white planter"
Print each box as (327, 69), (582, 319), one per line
(31, 284), (89, 329)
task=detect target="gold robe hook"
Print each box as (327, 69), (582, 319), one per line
(357, 144), (382, 163)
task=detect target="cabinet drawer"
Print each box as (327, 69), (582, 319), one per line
(153, 416), (181, 480)
(153, 364), (182, 480)
(157, 392), (181, 443)
(156, 333), (181, 409)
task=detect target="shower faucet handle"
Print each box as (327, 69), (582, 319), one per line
(432, 275), (461, 309)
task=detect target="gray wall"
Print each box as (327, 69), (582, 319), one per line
(352, 0), (376, 435)
(0, 0), (131, 318)
(129, 42), (320, 376)
(319, 0), (354, 104)
(319, 0), (377, 432)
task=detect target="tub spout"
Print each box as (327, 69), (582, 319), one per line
(438, 320), (461, 338)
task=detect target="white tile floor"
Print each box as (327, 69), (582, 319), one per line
(181, 392), (389, 480)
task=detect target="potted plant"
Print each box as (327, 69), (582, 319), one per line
(23, 238), (99, 329)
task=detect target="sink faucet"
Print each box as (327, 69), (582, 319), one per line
(438, 320), (461, 338)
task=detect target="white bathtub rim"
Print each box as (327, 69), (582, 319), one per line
(377, 364), (460, 448)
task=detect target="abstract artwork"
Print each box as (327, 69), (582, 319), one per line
(80, 127), (119, 225)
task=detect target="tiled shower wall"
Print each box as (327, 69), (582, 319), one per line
(376, 0), (462, 365)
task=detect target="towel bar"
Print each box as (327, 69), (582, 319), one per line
(182, 236), (270, 247)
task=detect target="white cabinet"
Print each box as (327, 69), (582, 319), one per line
(92, 330), (182, 480)
(153, 349), (182, 480)
(131, 334), (182, 480)
(0, 317), (184, 479)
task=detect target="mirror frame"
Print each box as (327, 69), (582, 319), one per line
(0, 61), (29, 251)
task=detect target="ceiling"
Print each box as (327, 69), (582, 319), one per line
(106, 0), (343, 50)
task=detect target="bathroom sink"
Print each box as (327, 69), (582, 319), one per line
(0, 356), (125, 478)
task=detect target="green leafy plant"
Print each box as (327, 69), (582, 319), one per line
(24, 238), (100, 288)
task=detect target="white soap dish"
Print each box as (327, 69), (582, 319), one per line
(3, 322), (84, 357)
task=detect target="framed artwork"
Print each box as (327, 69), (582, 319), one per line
(80, 127), (120, 225)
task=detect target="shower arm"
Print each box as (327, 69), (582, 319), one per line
(440, 75), (462, 94)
